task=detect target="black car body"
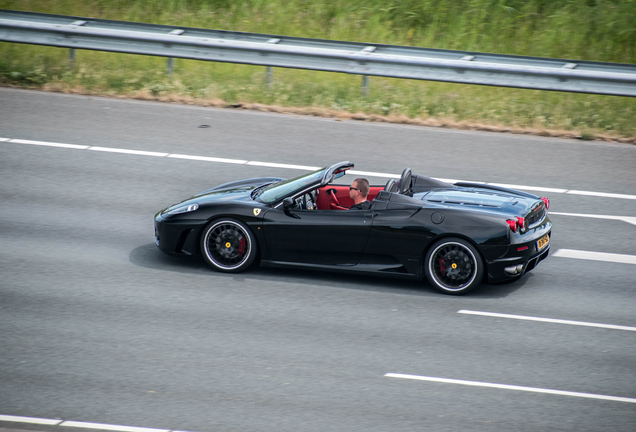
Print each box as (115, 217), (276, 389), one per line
(155, 161), (551, 295)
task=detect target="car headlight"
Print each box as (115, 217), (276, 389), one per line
(165, 203), (199, 216)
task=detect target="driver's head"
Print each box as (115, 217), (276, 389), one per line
(350, 178), (369, 199)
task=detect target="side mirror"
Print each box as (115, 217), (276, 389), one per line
(283, 197), (295, 210)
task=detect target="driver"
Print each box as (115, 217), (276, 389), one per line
(349, 178), (371, 210)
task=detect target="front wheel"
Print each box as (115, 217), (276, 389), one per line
(424, 237), (484, 295)
(200, 219), (257, 273)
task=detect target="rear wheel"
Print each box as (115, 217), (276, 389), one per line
(425, 237), (484, 295)
(200, 219), (257, 273)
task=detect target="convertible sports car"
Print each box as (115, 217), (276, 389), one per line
(155, 161), (551, 295)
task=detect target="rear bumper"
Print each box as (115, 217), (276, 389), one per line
(525, 245), (550, 272)
(499, 245), (550, 276)
(484, 225), (551, 283)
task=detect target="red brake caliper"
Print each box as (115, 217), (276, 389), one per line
(238, 237), (246, 256)
(439, 259), (446, 275)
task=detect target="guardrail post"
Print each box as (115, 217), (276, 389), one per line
(266, 66), (273, 86)
(167, 58), (174, 75)
(360, 47), (375, 97)
(68, 20), (86, 69)
(265, 39), (281, 87)
(166, 29), (184, 76)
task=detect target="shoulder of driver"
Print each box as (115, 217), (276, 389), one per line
(350, 201), (371, 210)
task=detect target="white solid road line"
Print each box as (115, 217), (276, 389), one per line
(551, 211), (636, 226)
(488, 182), (568, 194)
(247, 160), (321, 170)
(0, 415), (176, 432)
(10, 138), (90, 150)
(457, 310), (636, 332)
(567, 190), (636, 200)
(168, 153), (247, 164)
(0, 414), (62, 425)
(384, 373), (636, 404)
(60, 421), (170, 432)
(553, 249), (636, 265)
(4, 137), (636, 200)
(89, 147), (169, 157)
(349, 169), (400, 179)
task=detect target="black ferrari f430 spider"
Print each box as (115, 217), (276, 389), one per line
(155, 161), (551, 295)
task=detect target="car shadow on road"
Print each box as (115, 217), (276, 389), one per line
(129, 243), (210, 274)
(130, 243), (526, 299)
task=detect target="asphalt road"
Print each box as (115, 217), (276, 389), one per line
(1, 88), (635, 432)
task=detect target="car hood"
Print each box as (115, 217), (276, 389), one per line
(194, 177), (285, 196)
(161, 177), (284, 215)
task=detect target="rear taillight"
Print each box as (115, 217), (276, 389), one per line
(541, 197), (550, 210)
(507, 217), (525, 233)
(507, 219), (519, 232)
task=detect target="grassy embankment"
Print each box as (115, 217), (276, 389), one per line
(1, 0), (635, 142)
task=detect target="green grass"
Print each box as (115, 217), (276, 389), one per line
(1, 0), (635, 141)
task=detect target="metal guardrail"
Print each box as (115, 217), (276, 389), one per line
(1, 9), (636, 97)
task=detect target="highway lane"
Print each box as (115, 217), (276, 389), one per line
(1, 88), (635, 195)
(1, 88), (635, 432)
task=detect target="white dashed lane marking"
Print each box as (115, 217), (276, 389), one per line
(384, 374), (636, 404)
(457, 310), (636, 332)
(553, 249), (636, 265)
(551, 211), (636, 226)
(2, 137), (636, 200)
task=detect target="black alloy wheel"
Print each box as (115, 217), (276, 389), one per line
(424, 237), (484, 295)
(200, 219), (257, 272)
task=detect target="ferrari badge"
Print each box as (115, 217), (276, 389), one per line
(253, 208), (261, 216)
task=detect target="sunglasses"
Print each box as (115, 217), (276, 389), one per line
(349, 187), (359, 191)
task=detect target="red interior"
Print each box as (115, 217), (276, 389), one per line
(315, 185), (383, 210)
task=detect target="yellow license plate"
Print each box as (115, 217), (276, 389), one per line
(537, 234), (550, 251)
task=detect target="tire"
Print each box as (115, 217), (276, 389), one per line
(424, 237), (484, 295)
(200, 219), (257, 273)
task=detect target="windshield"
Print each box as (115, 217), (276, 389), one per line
(257, 169), (325, 203)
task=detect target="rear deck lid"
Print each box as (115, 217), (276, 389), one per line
(422, 189), (514, 208)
